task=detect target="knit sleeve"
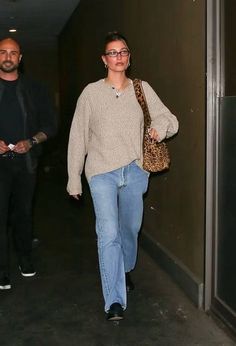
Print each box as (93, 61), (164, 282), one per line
(67, 88), (91, 195)
(142, 81), (179, 142)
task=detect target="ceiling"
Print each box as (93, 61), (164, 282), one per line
(0, 0), (80, 49)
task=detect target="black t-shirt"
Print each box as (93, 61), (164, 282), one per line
(0, 78), (24, 145)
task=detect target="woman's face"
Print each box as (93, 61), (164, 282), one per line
(102, 40), (130, 73)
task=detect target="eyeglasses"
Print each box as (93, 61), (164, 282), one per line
(104, 49), (130, 57)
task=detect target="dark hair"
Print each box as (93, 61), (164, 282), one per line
(104, 31), (129, 52)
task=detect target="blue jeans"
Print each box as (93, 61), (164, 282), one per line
(88, 161), (149, 312)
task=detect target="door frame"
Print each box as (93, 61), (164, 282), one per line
(205, 0), (224, 310)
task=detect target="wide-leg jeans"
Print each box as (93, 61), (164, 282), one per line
(88, 161), (149, 312)
(0, 157), (36, 276)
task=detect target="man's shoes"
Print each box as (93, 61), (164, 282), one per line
(19, 257), (36, 277)
(0, 275), (11, 290)
(106, 303), (124, 321)
(32, 237), (40, 249)
(125, 272), (135, 292)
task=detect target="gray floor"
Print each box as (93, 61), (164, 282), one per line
(0, 165), (235, 346)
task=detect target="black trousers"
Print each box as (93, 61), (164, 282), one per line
(0, 157), (36, 275)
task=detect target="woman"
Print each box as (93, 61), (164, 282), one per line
(67, 31), (178, 321)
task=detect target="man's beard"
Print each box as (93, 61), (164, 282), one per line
(0, 61), (19, 73)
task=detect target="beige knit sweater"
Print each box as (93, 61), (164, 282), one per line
(67, 79), (178, 195)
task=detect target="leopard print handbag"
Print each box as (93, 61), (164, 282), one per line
(133, 79), (170, 173)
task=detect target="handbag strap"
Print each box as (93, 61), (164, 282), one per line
(133, 78), (151, 128)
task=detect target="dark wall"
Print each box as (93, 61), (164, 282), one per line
(58, 0), (125, 157)
(19, 44), (59, 106)
(225, 0), (236, 96)
(59, 0), (206, 281)
(120, 1), (205, 280)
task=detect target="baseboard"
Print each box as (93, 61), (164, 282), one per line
(140, 231), (204, 308)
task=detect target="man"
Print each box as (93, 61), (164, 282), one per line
(0, 38), (57, 290)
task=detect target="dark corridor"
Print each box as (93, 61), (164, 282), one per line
(0, 162), (234, 346)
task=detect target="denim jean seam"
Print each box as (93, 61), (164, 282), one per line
(90, 184), (111, 299)
(97, 223), (110, 298)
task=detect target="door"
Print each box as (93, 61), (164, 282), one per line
(206, 0), (236, 333)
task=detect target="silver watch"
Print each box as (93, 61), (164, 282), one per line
(29, 137), (38, 147)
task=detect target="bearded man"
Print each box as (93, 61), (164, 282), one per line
(0, 38), (57, 289)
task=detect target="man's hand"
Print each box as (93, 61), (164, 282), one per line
(0, 140), (10, 154)
(13, 140), (32, 154)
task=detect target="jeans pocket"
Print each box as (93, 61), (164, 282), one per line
(133, 161), (150, 177)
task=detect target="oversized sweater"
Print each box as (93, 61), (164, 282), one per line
(67, 79), (178, 195)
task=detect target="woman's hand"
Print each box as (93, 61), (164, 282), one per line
(71, 194), (80, 200)
(149, 128), (160, 141)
